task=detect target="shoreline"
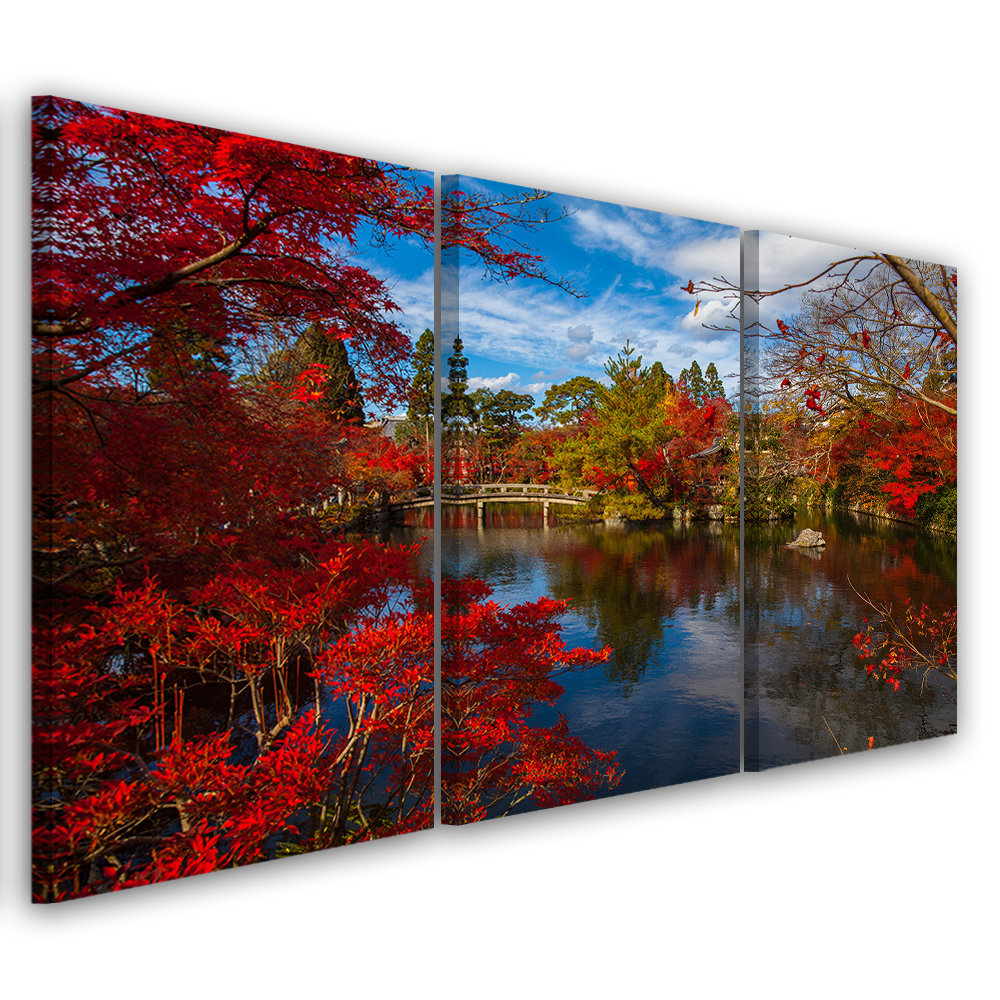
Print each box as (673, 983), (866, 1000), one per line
(809, 500), (957, 537)
(742, 497), (956, 537)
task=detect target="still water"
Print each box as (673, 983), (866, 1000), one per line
(441, 505), (742, 803)
(746, 506), (957, 768)
(435, 501), (957, 797)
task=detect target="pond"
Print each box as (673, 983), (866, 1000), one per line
(440, 504), (742, 808)
(746, 506), (957, 769)
(436, 500), (957, 809)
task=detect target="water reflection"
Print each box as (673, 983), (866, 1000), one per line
(442, 505), (742, 804)
(746, 508), (957, 769)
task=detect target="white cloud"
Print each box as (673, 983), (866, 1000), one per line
(572, 206), (662, 269)
(565, 322), (595, 361)
(755, 232), (866, 330)
(680, 298), (732, 331)
(571, 205), (738, 285)
(757, 232), (860, 290)
(664, 235), (742, 291)
(453, 275), (741, 395)
(467, 372), (521, 391)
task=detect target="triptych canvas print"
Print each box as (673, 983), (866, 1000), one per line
(33, 97), (958, 901)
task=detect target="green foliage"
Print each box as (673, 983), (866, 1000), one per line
(549, 423), (594, 489)
(395, 327), (436, 464)
(793, 476), (825, 508)
(743, 478), (796, 521)
(473, 388), (535, 435)
(742, 411), (796, 521)
(648, 362), (668, 399)
(301, 324), (365, 422)
(469, 387), (536, 481)
(715, 445), (741, 518)
(534, 375), (601, 426)
(600, 493), (664, 522)
(679, 359), (708, 404)
(828, 463), (891, 516)
(704, 362), (725, 400)
(406, 328), (435, 433)
(914, 482), (957, 532)
(829, 477), (850, 508)
(256, 321), (364, 422)
(561, 342), (674, 506)
(443, 336), (476, 427)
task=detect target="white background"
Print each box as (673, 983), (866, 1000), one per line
(2, 4), (994, 997)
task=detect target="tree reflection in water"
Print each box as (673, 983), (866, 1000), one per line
(442, 502), (956, 788)
(746, 508), (956, 768)
(442, 504), (741, 800)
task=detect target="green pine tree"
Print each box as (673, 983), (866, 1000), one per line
(300, 323), (364, 422)
(679, 360), (708, 404)
(533, 375), (601, 426)
(443, 336), (476, 427)
(556, 341), (674, 509)
(705, 362), (726, 401)
(256, 322), (364, 421)
(403, 328), (436, 453)
(649, 362), (668, 399)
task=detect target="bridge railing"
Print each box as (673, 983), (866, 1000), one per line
(374, 483), (601, 509)
(442, 483), (598, 499)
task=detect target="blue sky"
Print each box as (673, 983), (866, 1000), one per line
(756, 232), (863, 328)
(442, 175), (741, 411)
(347, 167), (435, 352)
(349, 171), (747, 417)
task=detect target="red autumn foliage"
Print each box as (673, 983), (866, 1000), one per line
(35, 541), (431, 898)
(441, 578), (621, 823)
(831, 396), (956, 515)
(39, 557), (622, 897)
(564, 385), (732, 507)
(34, 97), (615, 900)
(637, 392), (733, 502)
(852, 598), (957, 692)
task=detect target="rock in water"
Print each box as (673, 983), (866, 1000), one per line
(789, 528), (826, 548)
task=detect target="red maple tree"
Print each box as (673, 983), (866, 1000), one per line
(33, 97), (610, 900)
(441, 578), (621, 823)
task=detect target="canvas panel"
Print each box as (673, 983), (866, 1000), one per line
(32, 97), (435, 899)
(742, 231), (957, 770)
(440, 175), (742, 823)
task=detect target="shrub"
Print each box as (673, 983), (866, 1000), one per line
(914, 482), (957, 532)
